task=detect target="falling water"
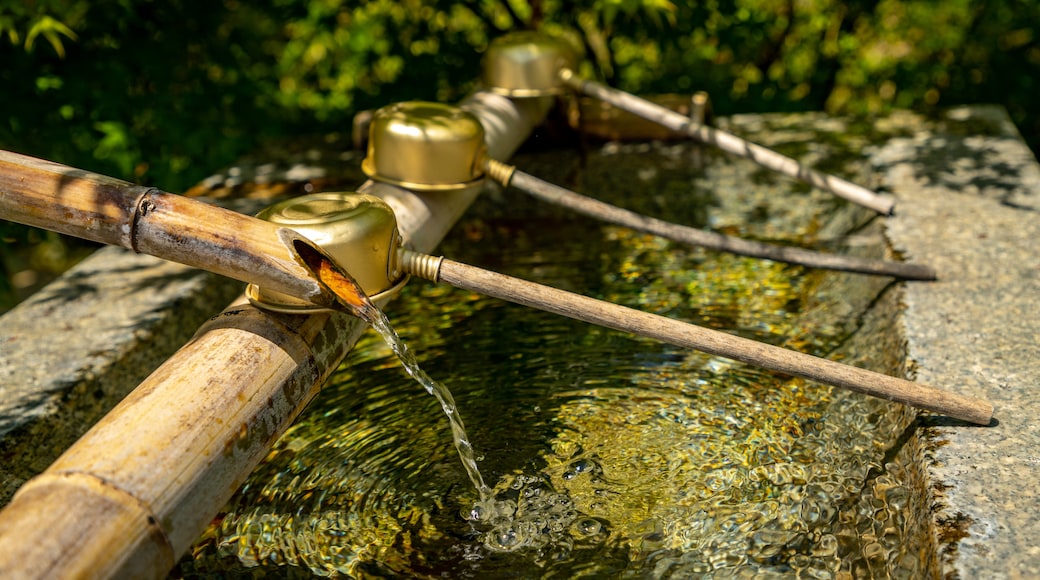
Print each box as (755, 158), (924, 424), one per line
(305, 245), (497, 511)
(365, 311), (492, 508)
(363, 302), (611, 556)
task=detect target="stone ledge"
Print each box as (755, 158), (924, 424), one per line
(874, 105), (1040, 578)
(0, 248), (243, 501)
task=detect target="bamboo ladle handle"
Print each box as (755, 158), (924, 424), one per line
(486, 159), (935, 280)
(558, 69), (895, 215)
(400, 250), (993, 425)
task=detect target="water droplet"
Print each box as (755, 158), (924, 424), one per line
(570, 458), (595, 473)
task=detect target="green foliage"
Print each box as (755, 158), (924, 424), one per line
(1, 0), (1038, 311)
(3, 0), (1036, 189)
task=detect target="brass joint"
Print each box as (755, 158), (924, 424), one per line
(482, 32), (577, 97)
(485, 158), (516, 187)
(397, 248), (443, 283)
(247, 192), (408, 313)
(362, 101), (488, 192)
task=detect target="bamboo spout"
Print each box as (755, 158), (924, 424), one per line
(0, 149), (339, 309)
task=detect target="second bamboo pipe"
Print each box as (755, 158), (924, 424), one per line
(0, 149), (335, 308)
(400, 249), (992, 426)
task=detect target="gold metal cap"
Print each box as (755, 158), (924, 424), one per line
(482, 32), (576, 97)
(246, 192), (406, 313)
(361, 101), (487, 191)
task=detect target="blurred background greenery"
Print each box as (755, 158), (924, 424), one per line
(2, 0), (1038, 311)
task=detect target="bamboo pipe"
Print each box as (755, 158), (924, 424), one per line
(558, 69), (896, 216)
(485, 159), (936, 280)
(0, 149), (336, 308)
(0, 306), (358, 578)
(400, 250), (992, 425)
(0, 91), (553, 579)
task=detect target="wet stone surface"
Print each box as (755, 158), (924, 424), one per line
(872, 106), (1040, 578)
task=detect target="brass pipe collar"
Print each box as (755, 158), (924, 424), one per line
(482, 31), (577, 97)
(362, 101), (488, 192)
(247, 192), (407, 313)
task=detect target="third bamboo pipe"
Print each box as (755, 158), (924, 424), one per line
(485, 159), (935, 280)
(399, 249), (992, 425)
(558, 68), (896, 215)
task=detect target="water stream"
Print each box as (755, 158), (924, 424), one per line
(299, 239), (497, 509)
(178, 124), (937, 578)
(325, 258), (596, 553)
(365, 312), (493, 508)
(358, 301), (593, 556)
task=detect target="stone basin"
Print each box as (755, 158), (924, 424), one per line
(1, 105), (1037, 577)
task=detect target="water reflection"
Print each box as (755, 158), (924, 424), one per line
(180, 138), (931, 577)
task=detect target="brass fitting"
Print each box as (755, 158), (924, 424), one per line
(482, 31), (577, 97)
(362, 101), (488, 191)
(247, 192), (407, 313)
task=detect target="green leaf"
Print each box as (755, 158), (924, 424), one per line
(24, 15), (78, 58)
(0, 15), (20, 45)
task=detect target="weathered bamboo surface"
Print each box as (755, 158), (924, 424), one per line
(560, 69), (896, 215)
(0, 150), (329, 305)
(0, 91), (553, 579)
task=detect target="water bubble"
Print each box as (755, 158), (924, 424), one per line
(571, 458), (596, 473)
(576, 518), (602, 536)
(522, 484), (544, 499)
(495, 527), (520, 549)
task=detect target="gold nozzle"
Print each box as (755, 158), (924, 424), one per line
(361, 101), (488, 192)
(247, 192), (407, 313)
(482, 31), (577, 97)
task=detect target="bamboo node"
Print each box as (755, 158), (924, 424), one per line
(128, 187), (162, 253)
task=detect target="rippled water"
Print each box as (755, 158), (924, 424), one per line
(178, 134), (935, 578)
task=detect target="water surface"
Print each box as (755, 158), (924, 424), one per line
(179, 130), (932, 578)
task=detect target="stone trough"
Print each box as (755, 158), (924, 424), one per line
(0, 104), (1037, 577)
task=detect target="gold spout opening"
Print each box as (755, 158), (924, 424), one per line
(247, 192), (408, 314)
(288, 238), (379, 322)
